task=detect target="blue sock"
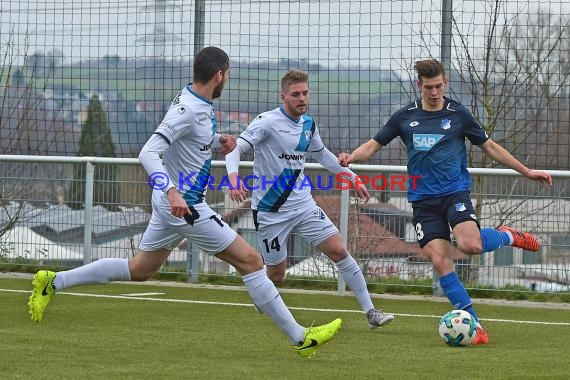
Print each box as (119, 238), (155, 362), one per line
(480, 227), (511, 253)
(439, 272), (479, 322)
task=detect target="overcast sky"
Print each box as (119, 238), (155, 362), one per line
(1, 0), (568, 72)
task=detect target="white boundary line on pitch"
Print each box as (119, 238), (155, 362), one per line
(3, 288), (569, 326)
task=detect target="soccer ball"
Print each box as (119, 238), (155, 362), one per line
(438, 309), (477, 347)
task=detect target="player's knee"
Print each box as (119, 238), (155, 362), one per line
(246, 250), (264, 269)
(324, 245), (349, 262)
(267, 271), (285, 284)
(232, 249), (264, 274)
(129, 268), (154, 282)
(129, 271), (152, 282)
(266, 262), (286, 284)
(458, 240), (482, 256)
(430, 255), (452, 273)
(128, 262), (156, 281)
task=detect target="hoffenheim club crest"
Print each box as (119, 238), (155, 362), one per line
(304, 130), (313, 145)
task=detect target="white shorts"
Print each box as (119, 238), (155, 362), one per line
(254, 204), (338, 265)
(139, 191), (236, 254)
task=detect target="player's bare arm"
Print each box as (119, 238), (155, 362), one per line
(339, 139), (383, 167)
(225, 137), (250, 203)
(227, 172), (248, 203)
(479, 139), (553, 185)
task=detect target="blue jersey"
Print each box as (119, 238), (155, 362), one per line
(374, 98), (489, 201)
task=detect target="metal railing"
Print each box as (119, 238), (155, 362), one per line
(1, 155), (569, 296)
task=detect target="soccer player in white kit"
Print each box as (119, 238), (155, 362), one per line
(225, 69), (395, 329)
(28, 48), (341, 358)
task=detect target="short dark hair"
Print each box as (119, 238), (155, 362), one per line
(414, 59), (446, 81)
(193, 46), (229, 84)
(281, 69), (309, 92)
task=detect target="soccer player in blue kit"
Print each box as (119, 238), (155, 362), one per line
(339, 59), (552, 344)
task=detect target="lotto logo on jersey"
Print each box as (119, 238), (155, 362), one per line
(172, 90), (182, 105)
(412, 134), (444, 151)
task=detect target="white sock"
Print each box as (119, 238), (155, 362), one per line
(54, 258), (131, 290)
(336, 255), (374, 313)
(242, 268), (305, 345)
(503, 231), (515, 245)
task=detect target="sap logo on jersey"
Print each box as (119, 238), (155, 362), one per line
(412, 134), (444, 151)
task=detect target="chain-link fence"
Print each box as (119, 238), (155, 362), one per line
(2, 157), (569, 295)
(1, 1), (569, 169)
(1, 1), (569, 295)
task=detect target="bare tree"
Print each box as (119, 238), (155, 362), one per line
(396, 2), (570, 286)
(440, 2), (570, 287)
(449, 2), (569, 226)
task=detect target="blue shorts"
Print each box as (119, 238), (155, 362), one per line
(411, 191), (480, 248)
